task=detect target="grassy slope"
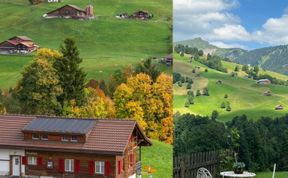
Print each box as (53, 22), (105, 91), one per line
(0, 0), (172, 89)
(141, 140), (172, 178)
(174, 54), (288, 122)
(256, 172), (288, 178)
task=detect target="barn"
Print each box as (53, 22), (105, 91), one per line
(0, 36), (39, 54)
(0, 115), (151, 178)
(43, 4), (95, 19)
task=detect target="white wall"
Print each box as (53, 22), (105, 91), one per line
(0, 149), (25, 176)
(129, 174), (136, 178)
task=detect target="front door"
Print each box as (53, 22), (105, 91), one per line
(12, 156), (21, 176)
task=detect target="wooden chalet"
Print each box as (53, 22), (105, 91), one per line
(0, 115), (151, 178)
(0, 36), (39, 54)
(256, 79), (271, 85)
(275, 105), (284, 110)
(43, 4), (95, 19)
(131, 11), (152, 20)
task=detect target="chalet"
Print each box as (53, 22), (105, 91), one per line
(0, 36), (39, 54)
(131, 11), (152, 20)
(43, 4), (95, 19)
(256, 79), (271, 85)
(264, 90), (272, 96)
(0, 115), (151, 178)
(275, 105), (284, 110)
(47, 0), (61, 2)
(165, 54), (173, 66)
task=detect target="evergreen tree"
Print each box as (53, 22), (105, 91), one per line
(242, 64), (249, 72)
(54, 38), (86, 107)
(203, 88), (209, 96)
(135, 58), (160, 81)
(221, 102), (226, 108)
(186, 83), (192, 89)
(196, 90), (201, 96)
(211, 110), (219, 121)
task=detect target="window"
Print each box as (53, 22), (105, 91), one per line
(62, 135), (69, 142)
(71, 136), (78, 142)
(95, 161), (105, 174)
(28, 157), (37, 165)
(47, 160), (53, 169)
(41, 134), (48, 140)
(32, 134), (39, 140)
(65, 159), (74, 172)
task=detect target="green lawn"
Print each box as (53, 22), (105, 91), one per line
(174, 54), (288, 121)
(256, 172), (288, 178)
(0, 0), (172, 89)
(141, 140), (172, 178)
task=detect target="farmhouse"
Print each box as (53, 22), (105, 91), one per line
(275, 105), (284, 110)
(0, 36), (39, 54)
(0, 115), (151, 178)
(47, 0), (61, 2)
(264, 90), (272, 96)
(43, 4), (95, 19)
(256, 79), (271, 85)
(131, 11), (152, 20)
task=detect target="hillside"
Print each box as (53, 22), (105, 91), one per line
(173, 54), (288, 122)
(175, 38), (288, 75)
(0, 0), (172, 89)
(141, 140), (172, 178)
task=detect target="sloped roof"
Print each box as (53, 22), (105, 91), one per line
(23, 117), (96, 134)
(46, 4), (86, 15)
(9, 36), (33, 41)
(0, 115), (151, 155)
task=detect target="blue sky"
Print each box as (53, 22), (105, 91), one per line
(174, 0), (288, 49)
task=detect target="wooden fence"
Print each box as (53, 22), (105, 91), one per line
(174, 151), (220, 178)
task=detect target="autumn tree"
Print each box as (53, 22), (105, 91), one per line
(17, 48), (63, 115)
(135, 58), (161, 81)
(54, 38), (86, 107)
(113, 73), (173, 144)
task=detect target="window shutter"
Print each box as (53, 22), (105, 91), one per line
(22, 156), (27, 165)
(118, 159), (123, 174)
(105, 161), (111, 176)
(75, 159), (80, 174)
(88, 160), (95, 175)
(37, 157), (43, 166)
(58, 159), (64, 173)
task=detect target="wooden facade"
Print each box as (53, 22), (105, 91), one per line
(44, 5), (94, 19)
(0, 115), (151, 178)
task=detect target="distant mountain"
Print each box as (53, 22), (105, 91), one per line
(174, 38), (246, 60)
(175, 38), (288, 75)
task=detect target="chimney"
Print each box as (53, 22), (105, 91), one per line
(85, 5), (94, 17)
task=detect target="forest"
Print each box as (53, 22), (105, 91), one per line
(174, 113), (288, 172)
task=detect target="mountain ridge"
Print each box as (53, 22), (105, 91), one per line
(175, 38), (288, 75)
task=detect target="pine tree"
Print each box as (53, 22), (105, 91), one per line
(54, 38), (86, 107)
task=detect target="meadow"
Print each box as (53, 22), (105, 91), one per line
(141, 140), (172, 178)
(0, 0), (172, 89)
(174, 54), (288, 122)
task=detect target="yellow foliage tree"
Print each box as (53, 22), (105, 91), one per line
(114, 73), (173, 144)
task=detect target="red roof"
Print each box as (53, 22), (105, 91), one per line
(0, 115), (151, 155)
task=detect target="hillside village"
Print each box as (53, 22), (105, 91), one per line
(173, 43), (288, 121)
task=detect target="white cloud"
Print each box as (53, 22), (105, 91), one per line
(174, 0), (241, 44)
(252, 14), (288, 45)
(174, 0), (288, 48)
(211, 24), (250, 41)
